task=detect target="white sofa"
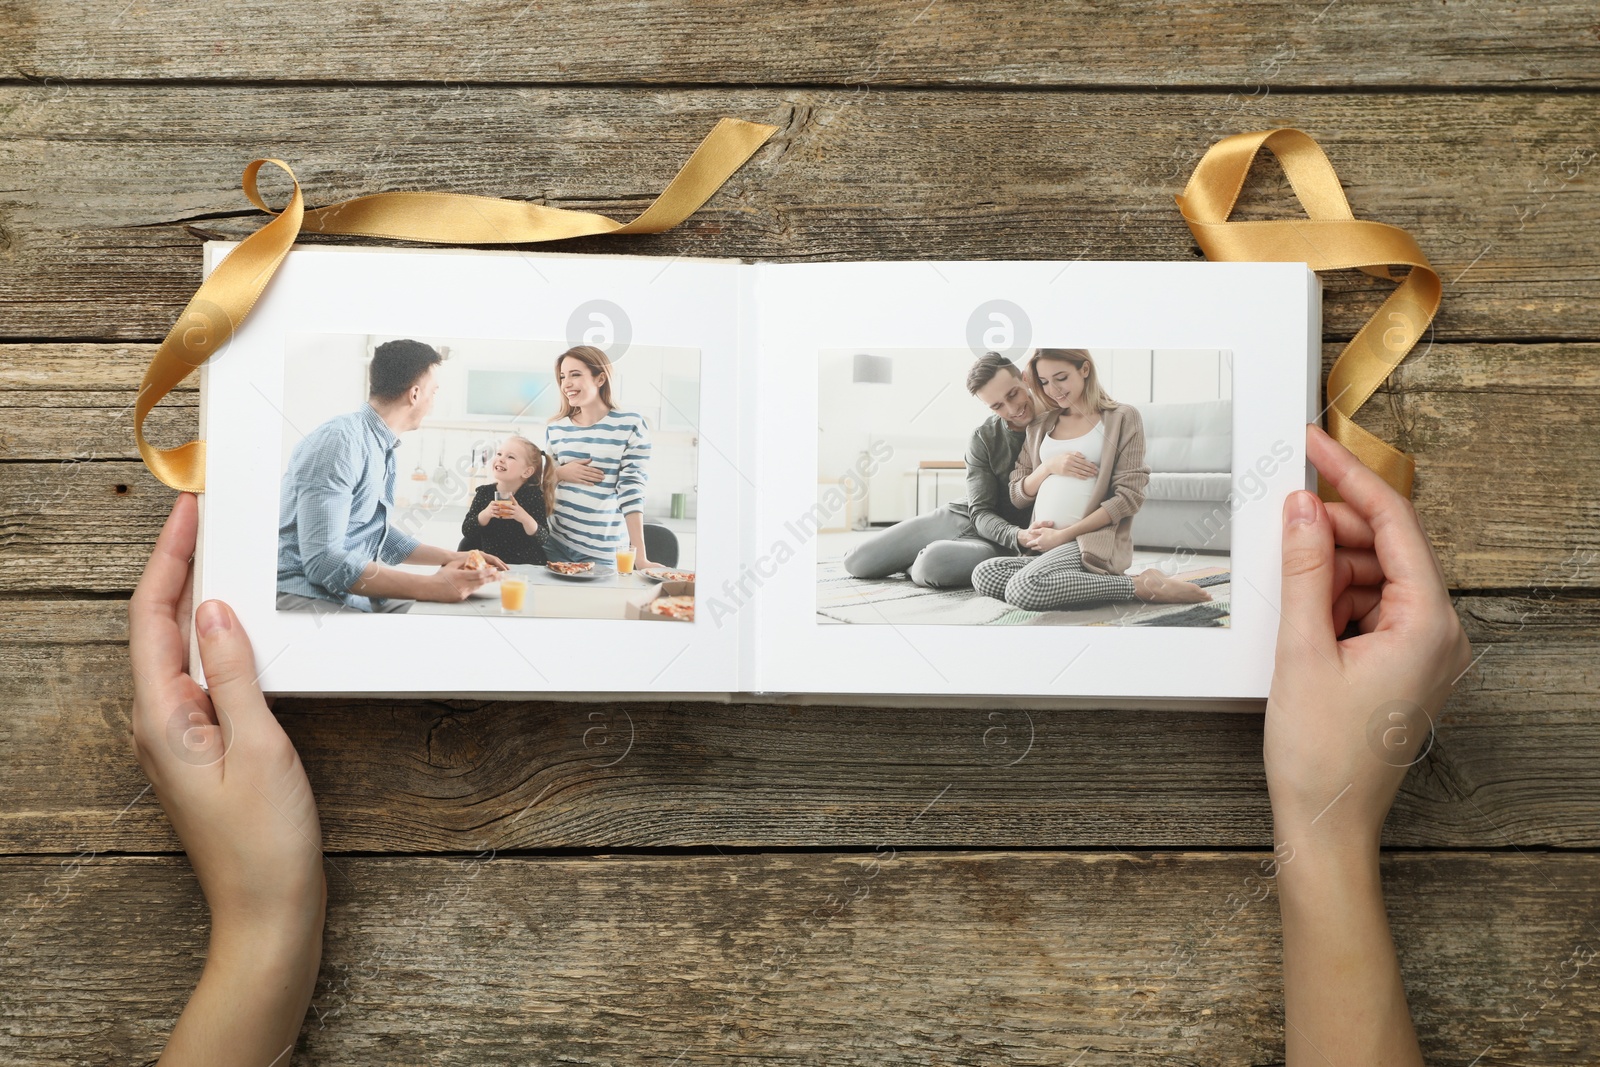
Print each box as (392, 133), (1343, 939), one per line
(1130, 399), (1233, 553)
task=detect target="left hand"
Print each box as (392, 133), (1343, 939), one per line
(129, 492), (326, 939)
(502, 498), (541, 535)
(449, 548), (509, 571)
(129, 493), (325, 1067)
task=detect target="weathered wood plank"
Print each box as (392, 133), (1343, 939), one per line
(0, 461), (165, 592)
(0, 392), (192, 463)
(3, 1), (1597, 88)
(1, 852), (1596, 1065)
(2, 593), (1596, 853)
(1351, 343), (1600, 589)
(1, 341), (1593, 590)
(1, 88), (1596, 340)
(0, 342), (175, 390)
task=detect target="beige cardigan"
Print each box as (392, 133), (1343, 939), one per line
(1006, 403), (1150, 575)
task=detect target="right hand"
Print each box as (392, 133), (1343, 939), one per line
(1045, 450), (1097, 479)
(427, 558), (499, 601)
(558, 458), (606, 485)
(1016, 519), (1057, 552)
(1264, 424), (1473, 849)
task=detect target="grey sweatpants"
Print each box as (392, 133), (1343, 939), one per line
(276, 591), (414, 615)
(841, 502), (1011, 589)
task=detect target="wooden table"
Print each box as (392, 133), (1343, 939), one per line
(2, 5), (1598, 1063)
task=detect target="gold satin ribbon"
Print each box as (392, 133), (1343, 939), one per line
(1174, 127), (1440, 501)
(136, 117), (779, 492)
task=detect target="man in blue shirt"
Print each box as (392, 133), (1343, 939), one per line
(277, 339), (507, 614)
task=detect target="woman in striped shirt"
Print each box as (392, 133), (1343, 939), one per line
(543, 345), (656, 570)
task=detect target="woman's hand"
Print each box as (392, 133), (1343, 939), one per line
(1265, 423), (1472, 845)
(557, 458), (606, 485)
(128, 492), (324, 1065)
(1038, 527), (1073, 551)
(1017, 519), (1069, 553)
(1264, 424), (1472, 1067)
(1044, 450), (1097, 479)
(1029, 523), (1073, 553)
(130, 493), (325, 940)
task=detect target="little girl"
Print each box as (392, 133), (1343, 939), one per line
(458, 434), (557, 566)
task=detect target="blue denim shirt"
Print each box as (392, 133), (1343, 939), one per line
(277, 404), (422, 612)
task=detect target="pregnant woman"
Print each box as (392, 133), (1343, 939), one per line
(542, 344), (656, 571)
(972, 348), (1213, 611)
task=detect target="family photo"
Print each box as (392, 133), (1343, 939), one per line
(815, 346), (1235, 626)
(276, 332), (700, 623)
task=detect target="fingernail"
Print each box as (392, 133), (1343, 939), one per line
(1286, 491), (1318, 528)
(197, 600), (231, 637)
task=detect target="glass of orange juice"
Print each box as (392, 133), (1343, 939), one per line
(499, 576), (528, 613)
(615, 547), (636, 574)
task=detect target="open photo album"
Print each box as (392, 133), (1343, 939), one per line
(187, 242), (1321, 704)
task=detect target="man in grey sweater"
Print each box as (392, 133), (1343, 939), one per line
(842, 353), (1041, 587)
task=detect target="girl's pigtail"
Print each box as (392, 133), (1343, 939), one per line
(540, 448), (560, 517)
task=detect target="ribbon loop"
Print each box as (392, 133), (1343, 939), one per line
(1175, 127), (1441, 501)
(136, 117), (778, 492)
(241, 158), (301, 217)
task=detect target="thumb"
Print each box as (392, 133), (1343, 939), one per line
(194, 600), (273, 727)
(1278, 491), (1337, 659)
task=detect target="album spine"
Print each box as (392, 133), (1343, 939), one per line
(1305, 267), (1323, 493)
(736, 260), (762, 694)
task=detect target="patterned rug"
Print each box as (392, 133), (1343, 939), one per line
(816, 558), (1231, 627)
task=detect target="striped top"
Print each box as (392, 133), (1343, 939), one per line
(543, 409), (651, 562)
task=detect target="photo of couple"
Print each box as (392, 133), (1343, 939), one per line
(816, 346), (1234, 626)
(276, 333), (700, 622)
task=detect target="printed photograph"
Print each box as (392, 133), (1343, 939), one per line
(275, 332), (700, 622)
(815, 346), (1236, 626)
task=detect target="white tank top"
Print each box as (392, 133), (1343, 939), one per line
(1031, 418), (1105, 528)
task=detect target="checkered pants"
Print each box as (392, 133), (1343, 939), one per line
(971, 539), (1137, 611)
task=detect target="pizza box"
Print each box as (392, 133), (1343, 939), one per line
(625, 580), (696, 622)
